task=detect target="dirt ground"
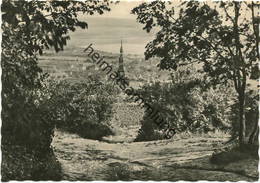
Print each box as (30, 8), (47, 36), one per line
(52, 129), (258, 181)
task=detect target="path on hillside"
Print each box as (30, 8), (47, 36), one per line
(52, 130), (258, 181)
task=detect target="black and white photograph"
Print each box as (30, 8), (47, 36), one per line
(1, 0), (259, 181)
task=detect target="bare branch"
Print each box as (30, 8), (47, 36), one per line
(223, 5), (234, 24)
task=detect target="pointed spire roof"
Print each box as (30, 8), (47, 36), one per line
(120, 40), (123, 53)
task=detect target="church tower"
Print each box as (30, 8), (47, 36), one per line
(118, 40), (125, 78)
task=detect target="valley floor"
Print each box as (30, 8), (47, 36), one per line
(52, 129), (258, 181)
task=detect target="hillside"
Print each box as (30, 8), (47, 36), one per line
(39, 46), (170, 87)
(39, 46), (258, 90)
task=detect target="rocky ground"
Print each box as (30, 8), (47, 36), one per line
(52, 129), (258, 181)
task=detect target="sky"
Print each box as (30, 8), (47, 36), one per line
(59, 0), (255, 55)
(96, 1), (142, 19)
(66, 1), (156, 55)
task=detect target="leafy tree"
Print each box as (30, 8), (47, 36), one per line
(132, 1), (259, 146)
(2, 0), (111, 147)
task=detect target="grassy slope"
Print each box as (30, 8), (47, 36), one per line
(52, 130), (258, 181)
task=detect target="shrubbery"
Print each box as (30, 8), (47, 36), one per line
(1, 73), (62, 180)
(2, 74), (56, 151)
(1, 145), (62, 181)
(135, 113), (165, 142)
(135, 66), (236, 141)
(51, 78), (118, 140)
(2, 74), (118, 180)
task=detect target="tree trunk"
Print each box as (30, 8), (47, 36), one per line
(233, 2), (248, 148)
(238, 93), (246, 147)
(248, 117), (259, 144)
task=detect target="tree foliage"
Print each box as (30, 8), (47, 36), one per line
(132, 1), (259, 146)
(2, 0), (111, 148)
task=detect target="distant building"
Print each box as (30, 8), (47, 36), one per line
(118, 40), (125, 78)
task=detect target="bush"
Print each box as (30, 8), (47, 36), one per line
(210, 144), (258, 165)
(135, 118), (164, 142)
(135, 65), (236, 141)
(211, 148), (249, 165)
(1, 76), (62, 180)
(2, 75), (57, 151)
(1, 144), (62, 181)
(51, 78), (118, 140)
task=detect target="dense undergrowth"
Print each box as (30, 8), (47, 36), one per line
(134, 66), (258, 143)
(1, 145), (62, 181)
(1, 73), (60, 180)
(1, 75), (118, 180)
(52, 79), (118, 140)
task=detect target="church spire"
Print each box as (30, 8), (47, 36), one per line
(120, 40), (123, 53)
(118, 40), (125, 78)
